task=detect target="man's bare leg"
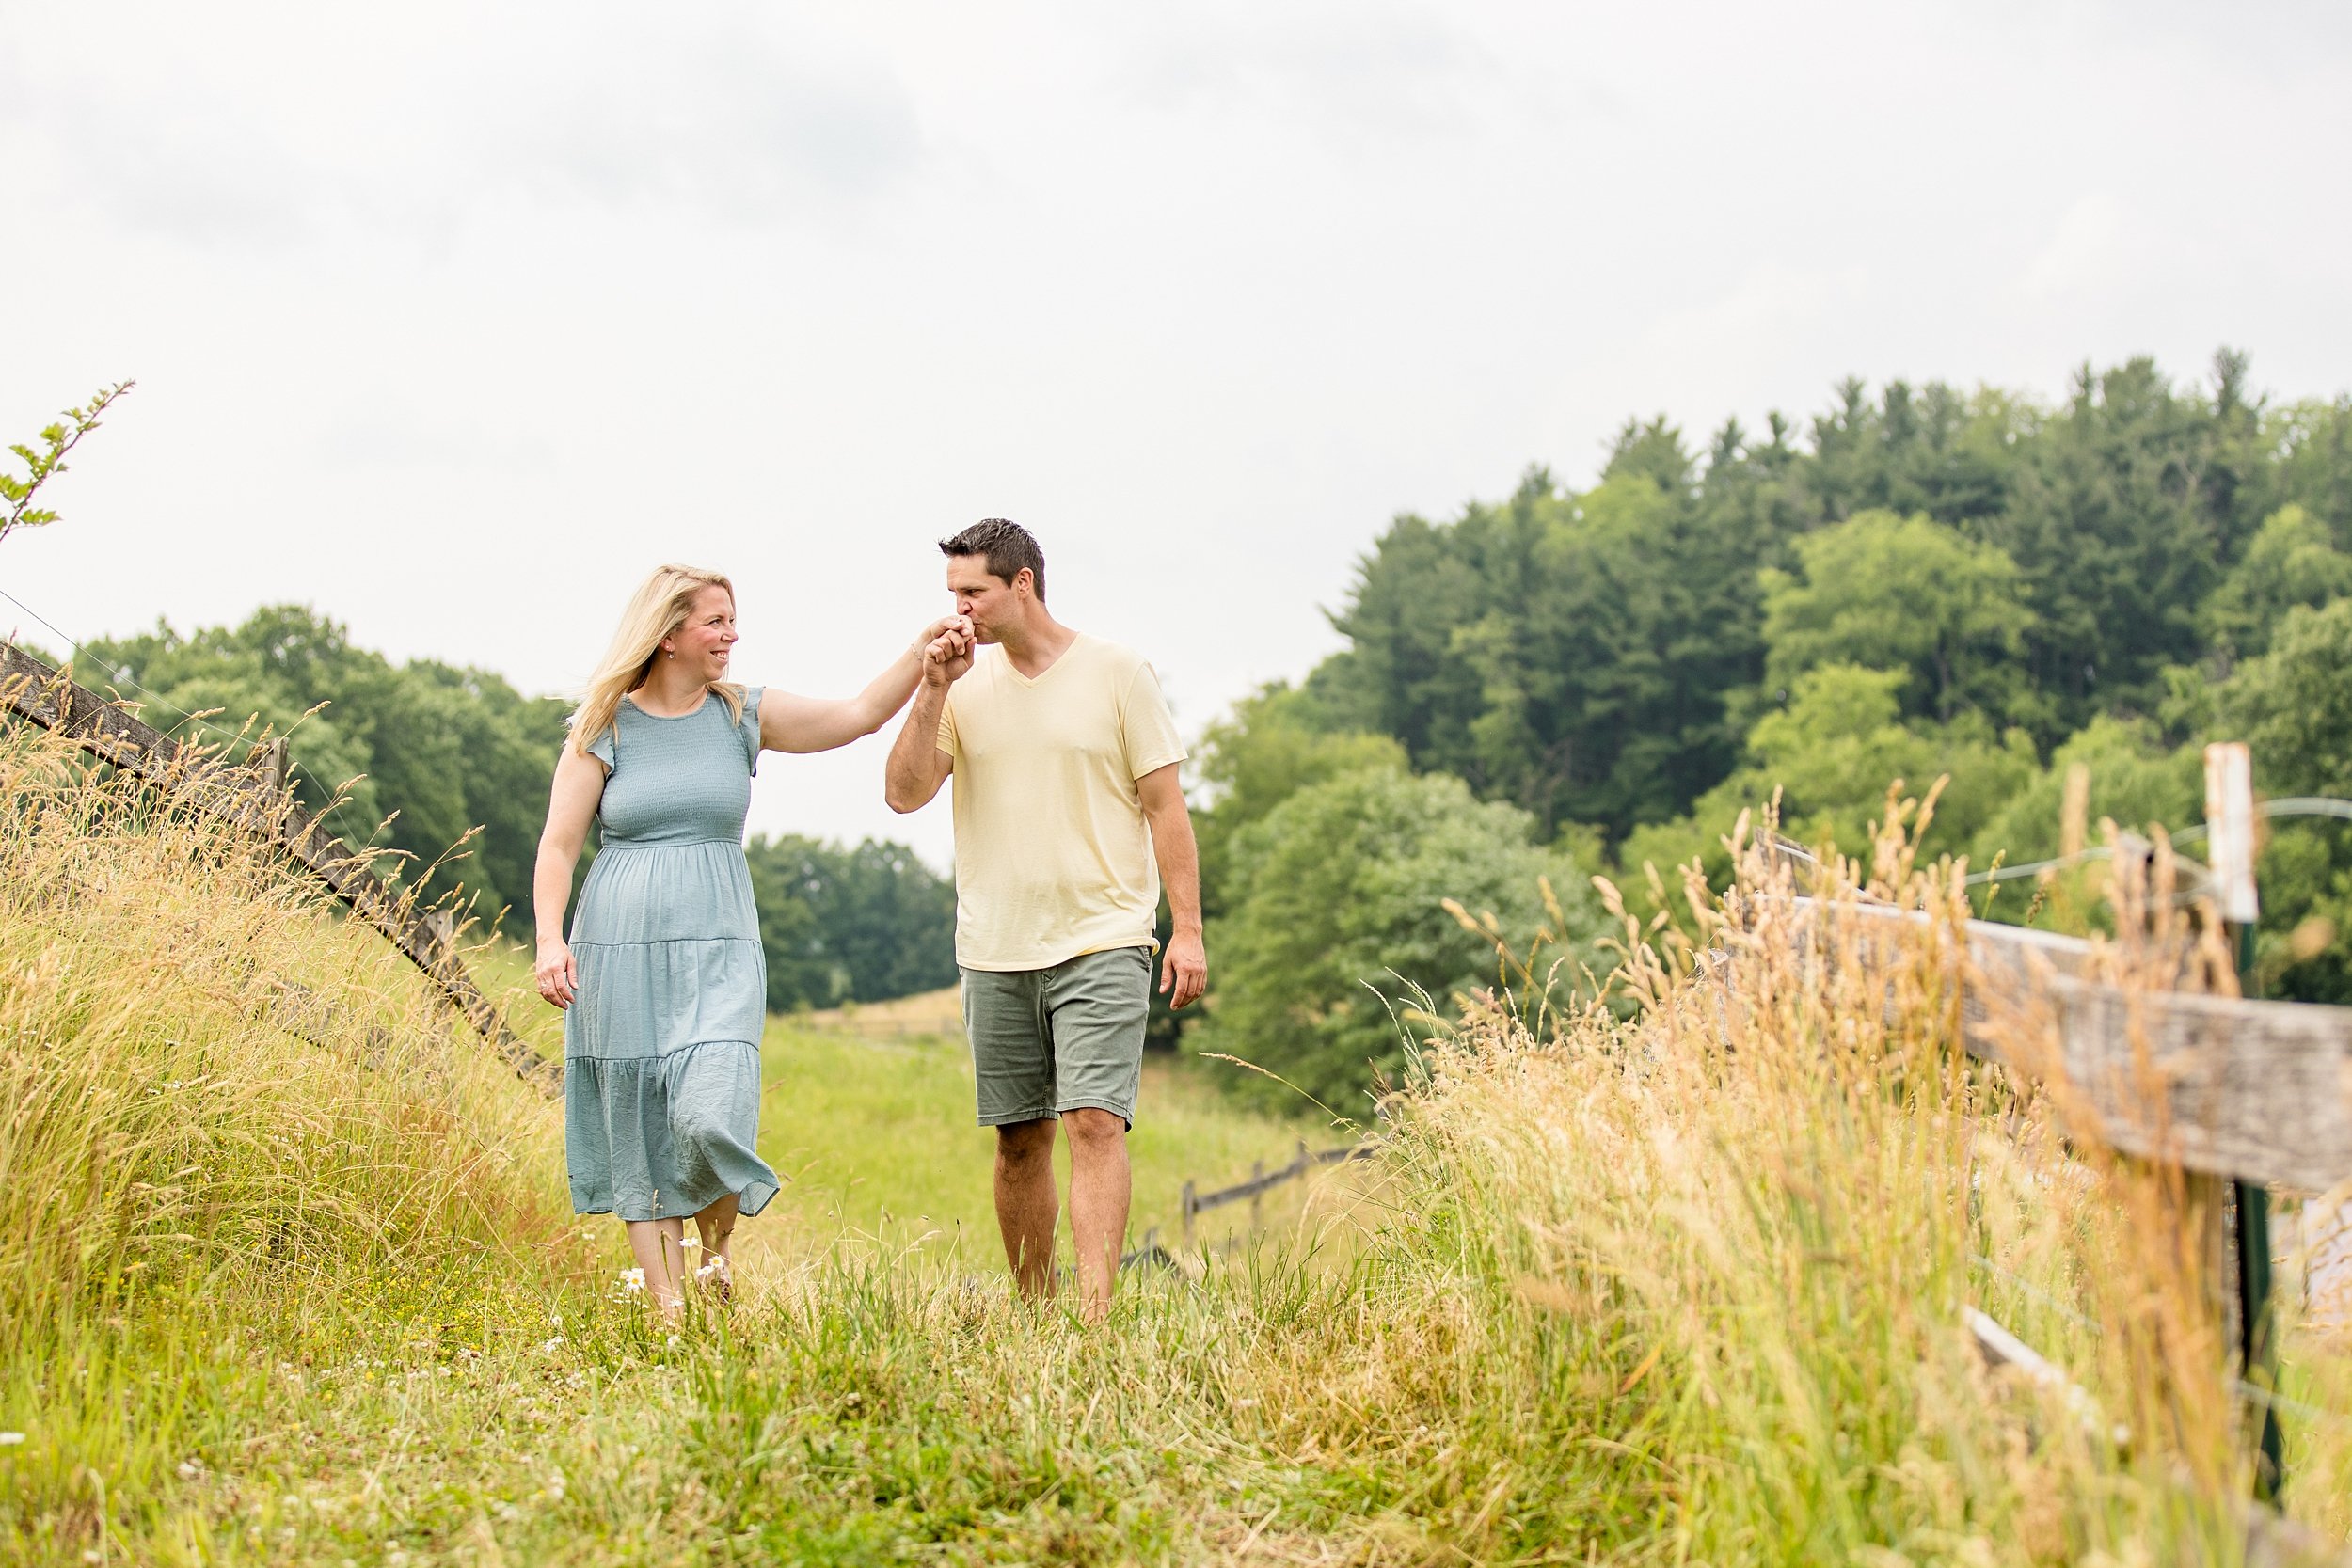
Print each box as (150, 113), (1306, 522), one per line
(1062, 1108), (1131, 1323)
(993, 1118), (1060, 1301)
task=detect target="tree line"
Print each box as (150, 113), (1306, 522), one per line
(23, 349), (2344, 1112)
(1178, 352), (2352, 1112)
(68, 608), (955, 1014)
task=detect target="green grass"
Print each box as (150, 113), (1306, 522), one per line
(471, 939), (1347, 1261)
(9, 721), (2352, 1564)
(752, 1025), (1338, 1263)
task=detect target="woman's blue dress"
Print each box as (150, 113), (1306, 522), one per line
(563, 687), (781, 1222)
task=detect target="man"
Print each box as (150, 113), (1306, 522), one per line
(884, 517), (1206, 1321)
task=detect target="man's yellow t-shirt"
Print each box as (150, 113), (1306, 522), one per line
(937, 633), (1187, 972)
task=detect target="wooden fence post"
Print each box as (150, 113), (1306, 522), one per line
(2209, 740), (2284, 1497)
(1180, 1180), (1196, 1251)
(1248, 1161), (1264, 1230)
(2, 643), (559, 1095)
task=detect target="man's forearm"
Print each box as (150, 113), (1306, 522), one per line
(884, 683), (948, 810)
(1150, 805), (1203, 935)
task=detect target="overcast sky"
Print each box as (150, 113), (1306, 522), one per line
(4, 2), (2349, 868)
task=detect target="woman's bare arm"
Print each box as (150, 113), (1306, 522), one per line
(757, 617), (968, 755)
(532, 744), (605, 1008)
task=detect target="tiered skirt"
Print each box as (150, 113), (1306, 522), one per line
(562, 840), (781, 1221)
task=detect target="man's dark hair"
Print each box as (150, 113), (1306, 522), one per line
(939, 517), (1046, 602)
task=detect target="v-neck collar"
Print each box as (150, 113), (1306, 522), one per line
(1002, 631), (1084, 689)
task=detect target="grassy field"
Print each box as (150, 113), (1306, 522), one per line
(8, 719), (2352, 1564)
(471, 951), (1350, 1261)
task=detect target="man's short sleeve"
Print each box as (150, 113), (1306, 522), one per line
(1121, 662), (1186, 780)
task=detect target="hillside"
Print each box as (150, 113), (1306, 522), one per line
(7, 714), (2352, 1563)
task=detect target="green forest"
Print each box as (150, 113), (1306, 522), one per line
(59, 609), (956, 1015)
(1180, 351), (2352, 1109)
(31, 349), (2351, 1116)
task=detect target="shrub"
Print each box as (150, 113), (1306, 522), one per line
(1195, 768), (1602, 1116)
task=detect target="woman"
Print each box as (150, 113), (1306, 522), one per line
(534, 563), (966, 1311)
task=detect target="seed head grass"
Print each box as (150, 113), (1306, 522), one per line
(2, 718), (2349, 1563)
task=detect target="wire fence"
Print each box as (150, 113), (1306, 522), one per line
(0, 584), (392, 847)
(0, 641), (555, 1093)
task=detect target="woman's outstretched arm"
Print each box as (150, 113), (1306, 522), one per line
(533, 744), (605, 1007)
(758, 616), (969, 754)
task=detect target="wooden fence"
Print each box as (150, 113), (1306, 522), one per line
(1736, 744), (2352, 1507)
(0, 643), (558, 1094)
(1178, 1138), (1377, 1250)
(1118, 1140), (1375, 1269)
(12, 637), (2352, 1519)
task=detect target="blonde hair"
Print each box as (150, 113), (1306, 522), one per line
(570, 564), (746, 756)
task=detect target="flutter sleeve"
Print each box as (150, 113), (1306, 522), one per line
(740, 687), (764, 775)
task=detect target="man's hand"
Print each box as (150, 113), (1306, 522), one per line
(1160, 928), (1206, 1009)
(535, 935), (579, 1009)
(922, 615), (974, 689)
(911, 614), (965, 657)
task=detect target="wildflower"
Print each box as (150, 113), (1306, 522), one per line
(0, 1433), (23, 1446)
(664, 1334), (682, 1349)
(680, 1234), (700, 1250)
(617, 1267), (645, 1294)
(539, 1336), (564, 1354)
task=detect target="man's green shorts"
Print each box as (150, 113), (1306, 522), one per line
(961, 946), (1152, 1129)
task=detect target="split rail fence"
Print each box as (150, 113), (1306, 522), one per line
(1737, 743), (2352, 1508)
(12, 638), (2352, 1519)
(0, 642), (558, 1094)
(1178, 1139), (1376, 1249)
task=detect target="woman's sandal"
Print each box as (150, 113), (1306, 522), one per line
(692, 1253), (734, 1305)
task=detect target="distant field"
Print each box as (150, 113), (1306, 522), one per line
(469, 948), (1358, 1267)
(803, 982), (964, 1039)
(751, 1024), (1353, 1265)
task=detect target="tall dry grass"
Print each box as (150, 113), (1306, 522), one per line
(0, 712), (594, 1557)
(4, 692), (2350, 1563)
(1381, 791), (2352, 1558)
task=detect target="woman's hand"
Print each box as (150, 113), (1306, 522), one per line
(536, 936), (579, 1008)
(920, 615), (975, 688)
(909, 614), (970, 659)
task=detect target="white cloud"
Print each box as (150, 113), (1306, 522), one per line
(2, 0), (2348, 869)
(485, 21), (927, 224)
(1115, 5), (1502, 148)
(2018, 194), (2128, 304)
